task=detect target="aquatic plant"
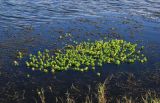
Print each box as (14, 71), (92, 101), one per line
(66, 91), (76, 103)
(17, 39), (147, 74)
(97, 82), (107, 103)
(142, 91), (160, 103)
(37, 88), (46, 103)
(17, 51), (23, 59)
(35, 84), (160, 103)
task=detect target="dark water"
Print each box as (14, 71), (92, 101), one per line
(0, 0), (160, 103)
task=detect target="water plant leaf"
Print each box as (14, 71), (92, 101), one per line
(15, 39), (147, 75)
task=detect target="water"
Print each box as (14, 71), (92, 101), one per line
(0, 0), (160, 103)
(0, 0), (160, 27)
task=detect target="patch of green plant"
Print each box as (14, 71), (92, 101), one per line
(17, 51), (23, 59)
(19, 39), (147, 74)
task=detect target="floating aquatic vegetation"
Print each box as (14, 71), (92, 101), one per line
(17, 51), (23, 59)
(17, 39), (147, 74)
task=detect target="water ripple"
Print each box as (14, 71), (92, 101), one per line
(0, 0), (160, 27)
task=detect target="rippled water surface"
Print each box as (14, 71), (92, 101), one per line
(0, 0), (160, 27)
(0, 0), (160, 103)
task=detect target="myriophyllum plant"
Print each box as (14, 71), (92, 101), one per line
(15, 39), (147, 75)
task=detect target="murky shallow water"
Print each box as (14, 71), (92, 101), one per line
(0, 0), (160, 103)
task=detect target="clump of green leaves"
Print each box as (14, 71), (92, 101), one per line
(17, 51), (23, 59)
(22, 39), (147, 74)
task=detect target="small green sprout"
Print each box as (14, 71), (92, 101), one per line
(17, 51), (23, 59)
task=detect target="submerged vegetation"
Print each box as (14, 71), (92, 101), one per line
(142, 91), (160, 103)
(36, 83), (160, 103)
(97, 82), (107, 103)
(16, 39), (147, 75)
